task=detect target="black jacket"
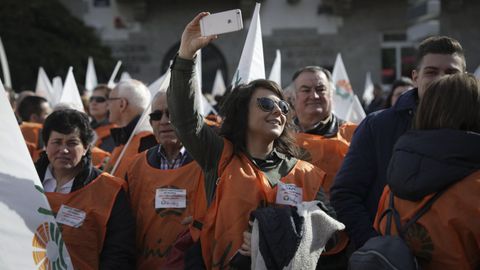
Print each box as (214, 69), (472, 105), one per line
(387, 129), (480, 200)
(35, 152), (136, 270)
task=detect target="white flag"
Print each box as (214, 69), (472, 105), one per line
(268, 49), (281, 86)
(35, 67), (54, 103)
(474, 65), (480, 80)
(59, 67), (84, 112)
(211, 69), (226, 97)
(107, 61), (122, 89)
(346, 95), (367, 124)
(0, 36), (11, 88)
(331, 53), (365, 123)
(120, 71), (132, 82)
(0, 78), (73, 270)
(231, 2), (265, 87)
(52, 76), (63, 106)
(362, 72), (374, 106)
(85, 56), (98, 94)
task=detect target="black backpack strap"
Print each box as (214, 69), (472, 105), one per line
(399, 188), (448, 235)
(381, 187), (448, 239)
(376, 191), (396, 236)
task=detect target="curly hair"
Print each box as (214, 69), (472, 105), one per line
(220, 79), (299, 158)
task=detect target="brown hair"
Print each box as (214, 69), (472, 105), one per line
(414, 73), (480, 132)
(220, 79), (299, 158)
(416, 36), (466, 71)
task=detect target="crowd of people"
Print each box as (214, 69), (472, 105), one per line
(4, 11), (480, 270)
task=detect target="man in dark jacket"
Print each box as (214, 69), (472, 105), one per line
(330, 36), (467, 249)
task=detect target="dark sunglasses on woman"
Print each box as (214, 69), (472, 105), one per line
(257, 97), (290, 115)
(89, 96), (107, 103)
(149, 109), (169, 121)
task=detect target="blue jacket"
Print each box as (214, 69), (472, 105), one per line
(330, 88), (418, 249)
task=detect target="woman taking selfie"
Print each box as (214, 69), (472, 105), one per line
(168, 13), (339, 269)
(35, 109), (135, 269)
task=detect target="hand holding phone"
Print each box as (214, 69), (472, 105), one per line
(200, 9), (243, 37)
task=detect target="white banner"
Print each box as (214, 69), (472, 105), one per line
(332, 53), (365, 123)
(231, 2), (265, 87)
(0, 79), (73, 269)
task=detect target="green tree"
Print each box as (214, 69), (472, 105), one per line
(0, 0), (116, 91)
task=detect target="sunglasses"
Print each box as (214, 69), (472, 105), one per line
(256, 97), (290, 115)
(149, 109), (169, 121)
(89, 96), (107, 103)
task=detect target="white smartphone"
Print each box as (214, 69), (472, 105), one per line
(200, 9), (243, 37)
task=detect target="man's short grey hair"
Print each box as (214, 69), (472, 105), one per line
(115, 79), (151, 110)
(151, 91), (167, 112)
(291, 66), (335, 96)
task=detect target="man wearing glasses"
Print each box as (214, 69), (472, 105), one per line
(103, 79), (157, 179)
(126, 91), (206, 269)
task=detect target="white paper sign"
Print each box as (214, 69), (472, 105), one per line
(56, 204), (86, 228)
(276, 183), (303, 206)
(155, 188), (187, 209)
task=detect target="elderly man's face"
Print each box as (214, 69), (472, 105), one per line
(294, 71), (332, 122)
(149, 94), (180, 147)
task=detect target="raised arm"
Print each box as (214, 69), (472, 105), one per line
(167, 12), (223, 179)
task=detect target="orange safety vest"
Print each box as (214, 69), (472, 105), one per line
(91, 146), (111, 169)
(20, 121), (43, 145)
(374, 170), (480, 270)
(200, 139), (325, 269)
(296, 132), (349, 194)
(94, 123), (116, 149)
(20, 122), (44, 162)
(45, 173), (124, 270)
(104, 130), (153, 179)
(127, 151), (207, 269)
(338, 122), (357, 144)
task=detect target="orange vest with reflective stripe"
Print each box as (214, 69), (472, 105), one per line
(94, 123), (116, 149)
(104, 130), (153, 179)
(338, 122), (357, 144)
(200, 139), (325, 269)
(45, 173), (123, 270)
(127, 151), (207, 269)
(374, 171), (480, 270)
(91, 146), (110, 169)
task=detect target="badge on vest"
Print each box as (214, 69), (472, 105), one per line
(56, 204), (86, 228)
(155, 188), (187, 209)
(276, 183), (303, 206)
